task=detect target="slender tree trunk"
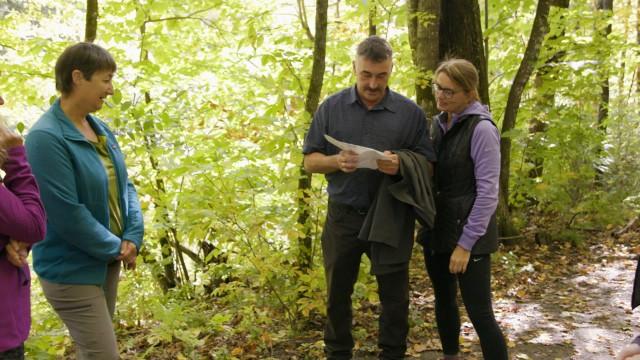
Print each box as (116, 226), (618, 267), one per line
(597, 0), (613, 130)
(617, 0), (630, 92)
(637, 0), (640, 94)
(137, 20), (180, 292)
(499, 0), (553, 238)
(297, 0), (314, 42)
(85, 0), (98, 43)
(527, 1), (570, 181)
(408, 0), (440, 116)
(296, 0), (328, 271)
(369, 2), (377, 35)
(439, 0), (489, 106)
(595, 0), (613, 184)
(484, 0), (489, 63)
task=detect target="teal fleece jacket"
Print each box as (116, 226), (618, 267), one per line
(25, 99), (144, 285)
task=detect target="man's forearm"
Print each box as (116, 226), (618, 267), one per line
(303, 152), (339, 174)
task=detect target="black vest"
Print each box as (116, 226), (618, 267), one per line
(428, 114), (498, 254)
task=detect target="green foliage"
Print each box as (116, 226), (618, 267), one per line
(486, 0), (640, 234)
(25, 278), (69, 359)
(1, 0), (640, 357)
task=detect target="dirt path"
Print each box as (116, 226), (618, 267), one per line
(412, 241), (639, 359)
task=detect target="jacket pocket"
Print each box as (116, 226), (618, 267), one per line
(434, 193), (476, 249)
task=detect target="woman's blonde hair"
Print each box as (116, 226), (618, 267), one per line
(434, 58), (480, 101)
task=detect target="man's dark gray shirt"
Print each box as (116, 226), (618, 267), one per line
(303, 86), (436, 210)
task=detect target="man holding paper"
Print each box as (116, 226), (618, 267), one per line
(302, 36), (435, 359)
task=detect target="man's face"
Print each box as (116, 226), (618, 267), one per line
(353, 56), (392, 107)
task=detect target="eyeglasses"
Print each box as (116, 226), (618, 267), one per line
(432, 83), (460, 99)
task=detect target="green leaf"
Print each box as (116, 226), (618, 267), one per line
(121, 101), (132, 111)
(112, 89), (123, 104)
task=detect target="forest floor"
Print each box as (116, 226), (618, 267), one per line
(77, 228), (640, 359)
(350, 229), (640, 360)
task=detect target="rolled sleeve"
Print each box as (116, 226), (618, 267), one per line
(302, 102), (329, 155)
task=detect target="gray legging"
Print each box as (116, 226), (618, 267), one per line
(39, 261), (121, 360)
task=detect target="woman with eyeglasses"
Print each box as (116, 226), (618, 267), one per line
(420, 58), (508, 359)
(0, 95), (47, 360)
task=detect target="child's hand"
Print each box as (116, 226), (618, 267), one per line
(5, 239), (29, 267)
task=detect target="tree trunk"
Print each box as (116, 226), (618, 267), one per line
(296, 0), (328, 271)
(408, 0), (440, 116)
(439, 0), (489, 106)
(526, 1), (569, 181)
(499, 0), (553, 238)
(484, 0), (489, 64)
(296, 0), (314, 42)
(137, 20), (180, 292)
(618, 0), (630, 92)
(596, 0), (613, 130)
(369, 2), (377, 36)
(595, 0), (613, 184)
(637, 0), (640, 94)
(84, 0), (98, 43)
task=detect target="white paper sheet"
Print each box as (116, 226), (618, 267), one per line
(324, 134), (391, 169)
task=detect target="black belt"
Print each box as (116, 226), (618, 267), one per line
(329, 201), (368, 216)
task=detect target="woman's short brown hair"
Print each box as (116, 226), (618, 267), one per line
(55, 42), (117, 94)
(434, 58), (480, 101)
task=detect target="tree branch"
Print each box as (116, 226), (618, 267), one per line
(84, 0), (98, 43)
(144, 7), (216, 24)
(297, 0), (315, 42)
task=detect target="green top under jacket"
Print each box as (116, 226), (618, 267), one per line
(91, 135), (123, 237)
(25, 98), (144, 285)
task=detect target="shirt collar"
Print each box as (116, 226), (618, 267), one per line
(348, 85), (397, 113)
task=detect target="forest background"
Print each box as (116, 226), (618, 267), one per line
(1, 0), (640, 358)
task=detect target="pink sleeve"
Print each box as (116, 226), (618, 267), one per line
(0, 146), (47, 243)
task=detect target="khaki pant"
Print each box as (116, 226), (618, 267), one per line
(40, 261), (121, 360)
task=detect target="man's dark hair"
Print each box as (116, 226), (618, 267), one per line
(55, 42), (117, 94)
(356, 36), (393, 62)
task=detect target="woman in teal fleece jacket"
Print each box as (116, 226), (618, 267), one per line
(25, 43), (143, 359)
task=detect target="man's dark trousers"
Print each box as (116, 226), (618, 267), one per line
(322, 201), (409, 360)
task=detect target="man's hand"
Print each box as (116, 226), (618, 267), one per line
(117, 240), (137, 270)
(377, 151), (399, 175)
(5, 239), (29, 267)
(337, 150), (359, 173)
(449, 245), (471, 274)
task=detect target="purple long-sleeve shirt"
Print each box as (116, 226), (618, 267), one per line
(437, 101), (501, 251)
(0, 145), (46, 352)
